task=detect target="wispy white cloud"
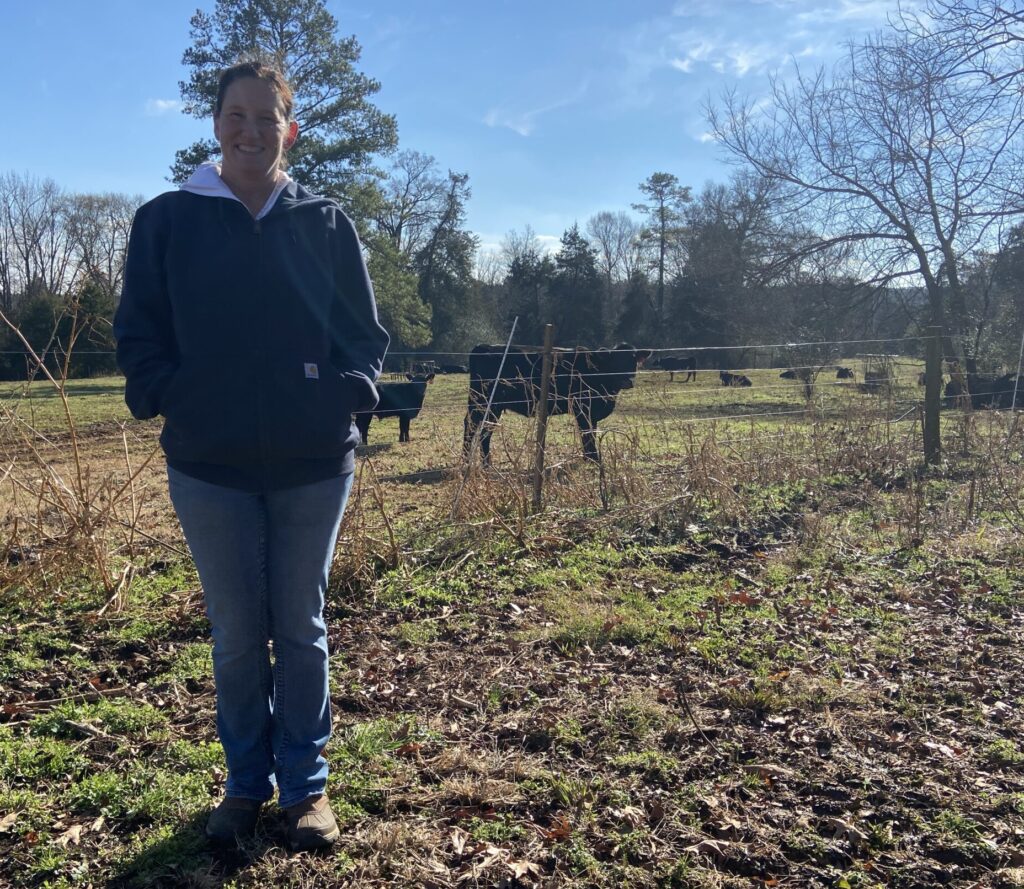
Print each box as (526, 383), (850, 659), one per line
(144, 98), (183, 116)
(623, 0), (905, 93)
(536, 234), (561, 255)
(483, 80), (590, 137)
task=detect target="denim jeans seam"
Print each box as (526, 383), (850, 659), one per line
(257, 501), (273, 790)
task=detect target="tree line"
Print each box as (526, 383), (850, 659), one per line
(5, 0), (1024, 381)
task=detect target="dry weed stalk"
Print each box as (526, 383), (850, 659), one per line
(0, 305), (160, 605)
(331, 455), (406, 592)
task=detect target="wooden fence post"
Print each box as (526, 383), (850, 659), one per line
(532, 324), (555, 513)
(924, 325), (942, 465)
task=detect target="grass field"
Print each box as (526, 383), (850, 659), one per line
(1, 367), (1022, 888)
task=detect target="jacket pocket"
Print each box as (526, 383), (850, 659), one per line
(262, 357), (357, 460)
(159, 356), (261, 464)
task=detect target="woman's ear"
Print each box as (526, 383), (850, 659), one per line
(284, 120), (299, 150)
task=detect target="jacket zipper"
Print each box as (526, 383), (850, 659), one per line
(253, 216), (270, 475)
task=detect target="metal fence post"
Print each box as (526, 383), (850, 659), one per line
(924, 325), (942, 465)
(532, 324), (555, 513)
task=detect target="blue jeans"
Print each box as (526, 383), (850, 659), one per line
(167, 466), (354, 808)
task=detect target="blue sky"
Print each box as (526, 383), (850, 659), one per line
(3, 0), (907, 256)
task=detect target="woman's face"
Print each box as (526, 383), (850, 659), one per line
(214, 77), (297, 185)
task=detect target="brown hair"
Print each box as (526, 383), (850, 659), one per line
(214, 60), (294, 120)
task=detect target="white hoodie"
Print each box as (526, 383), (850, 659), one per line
(179, 161), (292, 220)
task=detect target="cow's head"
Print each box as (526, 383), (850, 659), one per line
(591, 343), (652, 393)
(405, 372), (435, 385)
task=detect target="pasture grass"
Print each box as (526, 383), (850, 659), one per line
(1, 369), (1023, 886)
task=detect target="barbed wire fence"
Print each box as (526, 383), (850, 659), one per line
(2, 326), (1024, 592)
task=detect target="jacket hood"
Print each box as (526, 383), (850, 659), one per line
(179, 162), (331, 219)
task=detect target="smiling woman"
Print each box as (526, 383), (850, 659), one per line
(213, 66), (298, 216)
(113, 60), (389, 854)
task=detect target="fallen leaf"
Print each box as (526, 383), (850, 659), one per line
(507, 859), (542, 879)
(684, 838), (732, 860)
(57, 824), (83, 847)
(541, 814), (572, 841)
(396, 741), (422, 757)
(0, 812), (17, 833)
(450, 827), (468, 856)
(740, 763), (796, 781)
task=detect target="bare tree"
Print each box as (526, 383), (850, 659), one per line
(898, 1), (1024, 86)
(0, 173), (78, 308)
(707, 27), (1024, 373)
(474, 249), (505, 288)
(585, 210), (641, 289)
(65, 193), (140, 303)
(374, 150), (450, 257)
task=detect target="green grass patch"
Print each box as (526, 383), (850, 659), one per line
(30, 698), (169, 740)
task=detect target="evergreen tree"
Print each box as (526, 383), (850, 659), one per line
(413, 172), (486, 351)
(551, 224), (603, 345)
(504, 248), (555, 345)
(363, 234), (431, 350)
(632, 173), (691, 332)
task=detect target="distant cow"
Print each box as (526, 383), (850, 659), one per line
(655, 354), (697, 382)
(439, 364), (469, 374)
(720, 371), (752, 387)
(355, 373), (434, 444)
(464, 343), (652, 463)
(779, 369), (799, 379)
(946, 372), (1024, 409)
(836, 366), (854, 379)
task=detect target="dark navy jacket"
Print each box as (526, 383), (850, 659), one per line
(113, 182), (389, 489)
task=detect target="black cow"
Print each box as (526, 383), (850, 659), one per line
(836, 366), (854, 379)
(464, 343), (652, 463)
(946, 372), (1024, 409)
(779, 369), (799, 379)
(720, 371), (752, 387)
(355, 373), (434, 444)
(438, 363), (469, 374)
(655, 354), (697, 382)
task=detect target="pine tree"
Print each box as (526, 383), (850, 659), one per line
(551, 224), (603, 345)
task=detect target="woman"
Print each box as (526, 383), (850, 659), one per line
(114, 60), (389, 851)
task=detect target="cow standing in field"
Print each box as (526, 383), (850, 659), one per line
(655, 354), (697, 382)
(464, 343), (652, 463)
(355, 373), (434, 444)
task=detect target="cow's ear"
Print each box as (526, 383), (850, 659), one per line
(426, 373), (435, 383)
(637, 349), (653, 363)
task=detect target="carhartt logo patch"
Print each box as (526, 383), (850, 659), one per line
(304, 362), (319, 380)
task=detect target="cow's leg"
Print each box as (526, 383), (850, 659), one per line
(463, 407), (481, 460)
(399, 416), (411, 442)
(573, 409), (600, 462)
(355, 414), (371, 445)
(478, 407), (502, 466)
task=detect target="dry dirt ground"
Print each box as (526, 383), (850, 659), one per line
(0, 399), (1022, 888)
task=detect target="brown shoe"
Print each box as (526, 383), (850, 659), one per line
(206, 796), (263, 843)
(285, 794), (340, 851)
